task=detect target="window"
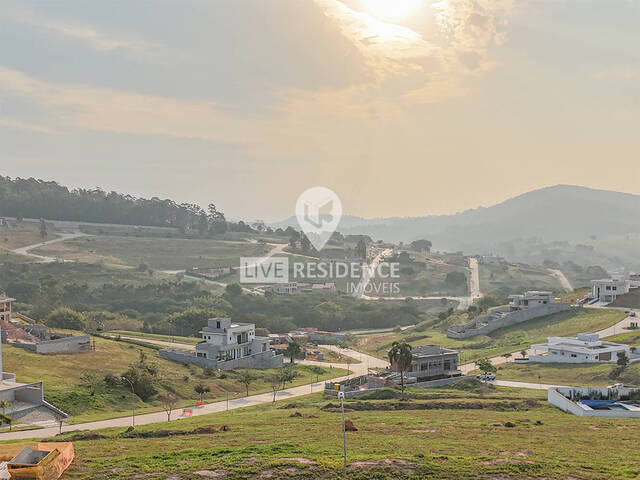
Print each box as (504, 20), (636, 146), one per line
(216, 321), (221, 328)
(570, 354), (577, 358)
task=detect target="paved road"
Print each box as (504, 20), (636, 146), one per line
(11, 231), (88, 262)
(354, 248), (393, 298)
(460, 314), (635, 374)
(547, 268), (573, 292)
(0, 373), (348, 441)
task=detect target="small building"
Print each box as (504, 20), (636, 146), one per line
(591, 278), (630, 303)
(480, 255), (505, 265)
(160, 318), (283, 370)
(263, 282), (298, 295)
(407, 345), (460, 381)
(530, 333), (631, 363)
(629, 273), (640, 289)
(5, 442), (74, 479)
(0, 296), (14, 323)
(508, 291), (555, 311)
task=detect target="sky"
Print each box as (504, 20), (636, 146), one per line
(1, 0), (639, 222)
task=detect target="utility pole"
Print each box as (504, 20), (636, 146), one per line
(339, 391), (347, 478)
(121, 376), (136, 427)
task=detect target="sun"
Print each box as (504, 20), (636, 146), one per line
(364, 0), (423, 21)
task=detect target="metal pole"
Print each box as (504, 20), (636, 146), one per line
(339, 392), (347, 477)
(121, 376), (135, 427)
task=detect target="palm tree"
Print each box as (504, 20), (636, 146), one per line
(388, 341), (413, 400)
(284, 340), (302, 364)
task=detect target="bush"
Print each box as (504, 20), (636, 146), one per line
(45, 307), (85, 330)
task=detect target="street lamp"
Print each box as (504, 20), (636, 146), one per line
(121, 376), (136, 427)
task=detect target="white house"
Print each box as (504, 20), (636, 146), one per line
(508, 291), (555, 311)
(591, 278), (630, 303)
(530, 333), (631, 363)
(263, 282), (298, 295)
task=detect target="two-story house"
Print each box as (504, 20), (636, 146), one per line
(161, 318), (283, 370)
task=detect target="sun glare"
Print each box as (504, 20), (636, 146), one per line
(364, 0), (423, 21)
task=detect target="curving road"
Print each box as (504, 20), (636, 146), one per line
(11, 231), (88, 263)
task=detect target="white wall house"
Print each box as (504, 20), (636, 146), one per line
(508, 291), (555, 311)
(530, 333), (631, 363)
(591, 278), (630, 303)
(195, 318), (271, 362)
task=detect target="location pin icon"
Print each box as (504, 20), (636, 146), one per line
(295, 187), (342, 251)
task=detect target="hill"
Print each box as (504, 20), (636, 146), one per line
(275, 185), (640, 269)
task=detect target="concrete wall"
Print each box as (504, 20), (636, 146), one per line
(34, 334), (91, 354)
(447, 303), (572, 339)
(159, 348), (283, 370)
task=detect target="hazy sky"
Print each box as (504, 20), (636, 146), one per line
(1, 0), (639, 221)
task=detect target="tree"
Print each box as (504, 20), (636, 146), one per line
(445, 271), (467, 289)
(45, 307), (85, 330)
(0, 400), (10, 418)
(520, 349), (527, 359)
(300, 234), (311, 252)
(355, 239), (367, 259)
(502, 353), (511, 360)
(268, 374), (280, 402)
(410, 239), (432, 253)
(278, 365), (298, 389)
(121, 352), (159, 401)
(476, 358), (497, 374)
(617, 351), (629, 369)
(39, 218), (47, 239)
(309, 366), (325, 383)
(388, 341), (413, 400)
(284, 339), (302, 364)
(194, 383), (210, 402)
(79, 371), (103, 396)
(238, 371), (258, 396)
(224, 283), (243, 297)
(160, 393), (178, 422)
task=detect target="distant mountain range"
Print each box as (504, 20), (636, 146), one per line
(273, 185), (640, 256)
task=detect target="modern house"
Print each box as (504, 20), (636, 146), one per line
(159, 318), (283, 370)
(549, 385), (640, 418)
(529, 333), (631, 363)
(0, 296), (14, 323)
(590, 278), (630, 303)
(407, 345), (461, 381)
(508, 291), (555, 311)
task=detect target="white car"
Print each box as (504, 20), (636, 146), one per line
(476, 373), (496, 382)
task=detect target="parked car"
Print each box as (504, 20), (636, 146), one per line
(476, 373), (496, 382)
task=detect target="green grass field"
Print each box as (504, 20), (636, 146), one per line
(31, 235), (272, 270)
(479, 263), (563, 298)
(496, 361), (640, 387)
(353, 308), (627, 363)
(2, 337), (346, 423)
(7, 380), (640, 479)
(109, 330), (201, 345)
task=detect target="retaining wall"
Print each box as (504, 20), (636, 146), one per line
(159, 348), (284, 370)
(447, 303), (572, 339)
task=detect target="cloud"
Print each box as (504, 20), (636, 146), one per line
(312, 0), (514, 105)
(2, 6), (196, 64)
(0, 67), (242, 142)
(314, 0), (439, 77)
